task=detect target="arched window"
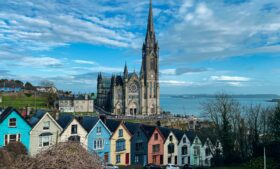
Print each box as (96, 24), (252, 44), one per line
(168, 143), (175, 154)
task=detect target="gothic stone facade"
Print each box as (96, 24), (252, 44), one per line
(97, 1), (160, 116)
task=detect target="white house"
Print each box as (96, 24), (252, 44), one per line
(57, 114), (88, 149)
(29, 111), (62, 156)
(177, 133), (191, 166)
(163, 130), (179, 165)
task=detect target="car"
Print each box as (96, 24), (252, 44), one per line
(102, 163), (119, 169)
(144, 163), (162, 169)
(182, 164), (193, 169)
(165, 164), (179, 169)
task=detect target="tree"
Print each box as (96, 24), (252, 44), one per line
(271, 103), (280, 141)
(202, 93), (240, 163)
(24, 82), (35, 91)
(10, 142), (102, 169)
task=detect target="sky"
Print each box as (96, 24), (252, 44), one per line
(0, 0), (280, 95)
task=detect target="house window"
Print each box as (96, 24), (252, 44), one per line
(9, 118), (16, 127)
(96, 127), (102, 134)
(152, 156), (156, 163)
(118, 129), (123, 137)
(116, 139), (126, 151)
(39, 136), (52, 147)
(168, 143), (174, 154)
(43, 121), (50, 130)
(152, 144), (160, 153)
(116, 154), (121, 163)
(169, 135), (173, 142)
(94, 139), (104, 150)
(135, 155), (139, 164)
(168, 157), (172, 163)
(154, 133), (158, 140)
(4, 134), (20, 145)
(182, 146), (188, 155)
(136, 142), (143, 151)
(71, 124), (78, 134)
(182, 157), (185, 164)
(183, 138), (186, 143)
(194, 146), (200, 156)
(160, 155), (163, 164)
(206, 147), (211, 156)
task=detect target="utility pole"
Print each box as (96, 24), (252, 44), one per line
(264, 147), (266, 169)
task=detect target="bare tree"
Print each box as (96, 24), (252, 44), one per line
(202, 93), (240, 163)
(10, 142), (102, 169)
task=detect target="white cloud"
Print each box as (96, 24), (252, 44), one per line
(210, 75), (251, 82)
(73, 60), (97, 65)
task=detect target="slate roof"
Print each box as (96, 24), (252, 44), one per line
(123, 121), (141, 136)
(158, 126), (171, 140)
(0, 107), (31, 126)
(141, 124), (156, 139)
(186, 130), (197, 144)
(104, 119), (121, 133)
(29, 110), (47, 127)
(79, 116), (99, 133)
(172, 128), (185, 142)
(57, 113), (75, 129)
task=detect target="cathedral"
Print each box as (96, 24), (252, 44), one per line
(96, 0), (160, 116)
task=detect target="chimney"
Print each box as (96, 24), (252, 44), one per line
(77, 116), (83, 124)
(156, 120), (161, 127)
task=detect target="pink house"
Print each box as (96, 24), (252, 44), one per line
(147, 127), (166, 165)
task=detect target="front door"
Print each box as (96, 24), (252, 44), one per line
(104, 152), (109, 163)
(125, 153), (129, 165)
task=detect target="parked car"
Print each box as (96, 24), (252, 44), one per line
(165, 164), (179, 169)
(144, 163), (162, 169)
(103, 163), (119, 169)
(182, 164), (192, 169)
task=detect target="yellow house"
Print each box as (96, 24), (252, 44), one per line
(110, 121), (132, 166)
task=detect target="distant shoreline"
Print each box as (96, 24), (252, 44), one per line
(161, 94), (280, 99)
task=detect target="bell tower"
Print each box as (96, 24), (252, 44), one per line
(141, 0), (160, 115)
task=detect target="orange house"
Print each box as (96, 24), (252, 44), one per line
(147, 127), (170, 165)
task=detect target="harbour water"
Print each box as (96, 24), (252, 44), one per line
(160, 94), (279, 117)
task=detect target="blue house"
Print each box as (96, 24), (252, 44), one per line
(0, 107), (31, 151)
(83, 117), (112, 163)
(126, 122), (155, 166)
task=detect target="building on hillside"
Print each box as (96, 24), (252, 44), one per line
(177, 132), (191, 166)
(57, 113), (88, 149)
(29, 110), (62, 156)
(97, 0), (160, 116)
(147, 127), (169, 165)
(36, 86), (57, 93)
(74, 95), (94, 112)
(85, 118), (112, 163)
(58, 95), (94, 113)
(110, 121), (132, 166)
(0, 107), (31, 151)
(130, 124), (155, 166)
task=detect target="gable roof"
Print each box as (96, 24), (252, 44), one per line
(123, 121), (141, 136)
(104, 119), (121, 133)
(29, 110), (46, 127)
(57, 113), (75, 129)
(172, 128), (185, 143)
(0, 107), (31, 127)
(141, 124), (156, 139)
(79, 116), (99, 133)
(186, 131), (197, 144)
(158, 126), (171, 140)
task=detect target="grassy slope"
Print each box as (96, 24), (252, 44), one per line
(1, 95), (48, 109)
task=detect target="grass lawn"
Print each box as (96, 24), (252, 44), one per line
(1, 95), (48, 109)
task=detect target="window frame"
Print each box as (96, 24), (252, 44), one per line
(9, 118), (17, 127)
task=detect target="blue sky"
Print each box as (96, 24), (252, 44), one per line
(0, 0), (280, 94)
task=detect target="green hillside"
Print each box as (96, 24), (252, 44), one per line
(0, 95), (48, 109)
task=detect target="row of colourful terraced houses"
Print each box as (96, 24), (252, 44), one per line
(0, 107), (223, 167)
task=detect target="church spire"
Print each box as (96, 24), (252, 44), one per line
(124, 62), (128, 78)
(145, 0), (156, 46)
